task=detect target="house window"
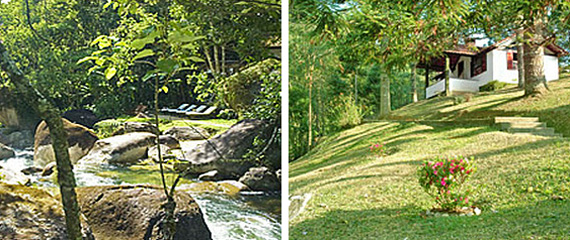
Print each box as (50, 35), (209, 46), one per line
(471, 53), (487, 77)
(507, 50), (517, 70)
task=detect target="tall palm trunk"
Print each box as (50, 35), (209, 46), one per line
(516, 28), (525, 88)
(411, 63), (418, 102)
(379, 71), (390, 118)
(523, 18), (547, 97)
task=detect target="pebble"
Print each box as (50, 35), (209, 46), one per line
(474, 207), (481, 215)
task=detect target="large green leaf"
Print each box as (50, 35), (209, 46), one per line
(168, 31), (204, 44)
(133, 49), (155, 60)
(131, 36), (156, 50)
(157, 59), (178, 73)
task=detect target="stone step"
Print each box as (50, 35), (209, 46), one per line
(514, 132), (563, 138)
(507, 127), (555, 134)
(494, 116), (539, 123)
(498, 122), (546, 130)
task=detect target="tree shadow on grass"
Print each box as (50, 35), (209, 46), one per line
(290, 200), (570, 240)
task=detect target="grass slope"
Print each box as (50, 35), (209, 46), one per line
(391, 73), (570, 137)
(290, 77), (570, 239)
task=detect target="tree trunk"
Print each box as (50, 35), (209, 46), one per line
(425, 67), (429, 89)
(379, 71), (391, 118)
(0, 43), (83, 240)
(308, 81), (312, 150)
(354, 73), (358, 105)
(411, 63), (418, 102)
(445, 55), (450, 96)
(516, 28), (525, 88)
(523, 18), (548, 97)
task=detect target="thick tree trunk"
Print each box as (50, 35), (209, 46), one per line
(411, 63), (418, 102)
(445, 55), (450, 96)
(379, 72), (391, 118)
(0, 43), (83, 240)
(523, 18), (548, 97)
(516, 28), (525, 88)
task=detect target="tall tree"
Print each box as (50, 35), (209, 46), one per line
(475, 0), (570, 97)
(0, 42), (84, 240)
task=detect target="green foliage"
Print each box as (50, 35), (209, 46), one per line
(224, 59), (281, 120)
(418, 156), (477, 211)
(480, 80), (508, 92)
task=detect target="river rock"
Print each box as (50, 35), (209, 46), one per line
(175, 119), (280, 179)
(239, 167), (281, 191)
(0, 142), (15, 160)
(112, 121), (160, 136)
(63, 109), (99, 129)
(0, 167), (30, 185)
(41, 162), (57, 176)
(164, 126), (210, 141)
(159, 135), (181, 149)
(34, 118), (99, 167)
(79, 132), (156, 165)
(20, 166), (43, 175)
(148, 144), (173, 162)
(0, 130), (34, 149)
(198, 170), (222, 181)
(76, 185), (212, 240)
(0, 183), (93, 239)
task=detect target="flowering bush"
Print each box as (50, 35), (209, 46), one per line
(418, 156), (476, 211)
(369, 143), (385, 157)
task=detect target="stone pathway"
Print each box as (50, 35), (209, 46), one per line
(495, 116), (562, 137)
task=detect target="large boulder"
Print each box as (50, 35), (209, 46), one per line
(0, 142), (15, 160)
(76, 185), (212, 240)
(164, 126), (210, 141)
(0, 166), (30, 185)
(79, 132), (156, 165)
(0, 129), (34, 149)
(175, 119), (280, 179)
(0, 88), (40, 131)
(63, 109), (99, 129)
(34, 118), (99, 167)
(0, 183), (93, 239)
(112, 121), (160, 136)
(238, 167), (281, 191)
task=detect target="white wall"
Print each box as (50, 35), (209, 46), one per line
(491, 49), (519, 84)
(450, 78), (479, 93)
(488, 48), (559, 83)
(544, 55), (559, 81)
(426, 79), (445, 98)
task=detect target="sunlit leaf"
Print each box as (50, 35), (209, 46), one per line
(77, 56), (97, 64)
(133, 49), (155, 60)
(105, 67), (117, 80)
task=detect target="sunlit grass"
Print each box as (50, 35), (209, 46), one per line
(391, 74), (570, 137)
(290, 121), (570, 239)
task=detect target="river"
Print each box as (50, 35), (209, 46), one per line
(0, 148), (281, 240)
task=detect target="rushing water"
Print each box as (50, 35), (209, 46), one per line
(0, 148), (281, 240)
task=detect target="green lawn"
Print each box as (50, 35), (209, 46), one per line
(290, 76), (570, 239)
(390, 73), (570, 137)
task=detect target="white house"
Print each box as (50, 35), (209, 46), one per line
(420, 36), (568, 98)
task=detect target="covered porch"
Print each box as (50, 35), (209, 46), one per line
(417, 46), (485, 98)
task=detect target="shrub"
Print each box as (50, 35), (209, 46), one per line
(369, 143), (385, 157)
(418, 156), (476, 211)
(480, 80), (507, 92)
